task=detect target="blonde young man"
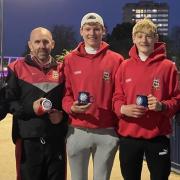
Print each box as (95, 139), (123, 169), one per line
(62, 13), (124, 180)
(113, 19), (180, 180)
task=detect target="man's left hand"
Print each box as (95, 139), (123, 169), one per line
(48, 109), (63, 124)
(148, 94), (162, 111)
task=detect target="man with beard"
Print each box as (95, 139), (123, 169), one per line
(6, 27), (67, 180)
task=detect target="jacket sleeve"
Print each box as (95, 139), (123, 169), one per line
(112, 64), (126, 118)
(62, 57), (75, 114)
(161, 63), (180, 118)
(0, 105), (7, 120)
(0, 83), (8, 120)
(5, 65), (35, 119)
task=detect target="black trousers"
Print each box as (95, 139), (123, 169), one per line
(20, 137), (66, 180)
(119, 136), (171, 180)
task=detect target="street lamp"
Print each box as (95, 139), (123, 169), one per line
(0, 0), (3, 64)
(0, 0), (5, 87)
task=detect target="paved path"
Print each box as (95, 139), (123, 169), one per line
(0, 114), (179, 180)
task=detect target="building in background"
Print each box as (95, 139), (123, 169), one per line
(123, 0), (169, 36)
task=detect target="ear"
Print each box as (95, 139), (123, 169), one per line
(51, 40), (55, 49)
(132, 34), (135, 44)
(155, 34), (159, 43)
(28, 41), (32, 51)
(80, 27), (83, 37)
(102, 27), (106, 36)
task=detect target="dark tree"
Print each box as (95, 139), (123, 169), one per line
(159, 35), (174, 58)
(22, 44), (30, 57)
(22, 25), (78, 57)
(106, 22), (134, 58)
(51, 25), (78, 57)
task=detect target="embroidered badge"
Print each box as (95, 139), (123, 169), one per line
(152, 78), (160, 90)
(103, 71), (110, 81)
(52, 70), (59, 80)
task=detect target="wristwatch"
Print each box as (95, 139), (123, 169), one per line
(157, 102), (166, 111)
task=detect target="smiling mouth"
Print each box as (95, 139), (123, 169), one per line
(88, 36), (97, 39)
(140, 45), (150, 47)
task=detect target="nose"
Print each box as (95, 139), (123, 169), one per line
(39, 41), (45, 48)
(142, 36), (148, 42)
(89, 29), (95, 35)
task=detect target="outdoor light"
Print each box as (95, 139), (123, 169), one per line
(0, 0), (6, 87)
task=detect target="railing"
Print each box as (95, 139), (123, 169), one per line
(0, 56), (21, 77)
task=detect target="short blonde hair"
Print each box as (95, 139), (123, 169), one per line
(132, 18), (157, 35)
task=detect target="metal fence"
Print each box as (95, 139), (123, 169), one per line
(0, 56), (20, 77)
(170, 113), (180, 174)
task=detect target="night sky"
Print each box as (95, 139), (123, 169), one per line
(3, 0), (180, 56)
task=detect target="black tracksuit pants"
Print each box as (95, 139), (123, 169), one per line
(119, 136), (171, 180)
(20, 137), (66, 180)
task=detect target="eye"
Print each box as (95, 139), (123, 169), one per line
(84, 27), (91, 31)
(34, 40), (40, 44)
(94, 28), (101, 31)
(136, 34), (143, 39)
(146, 35), (153, 39)
(43, 40), (50, 44)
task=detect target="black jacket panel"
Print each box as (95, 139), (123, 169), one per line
(6, 56), (67, 141)
(0, 82), (8, 120)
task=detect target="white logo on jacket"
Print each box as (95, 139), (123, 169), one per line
(74, 70), (82, 75)
(159, 149), (168, 155)
(125, 78), (132, 83)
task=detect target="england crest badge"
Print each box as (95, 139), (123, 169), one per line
(152, 78), (160, 90)
(103, 71), (110, 81)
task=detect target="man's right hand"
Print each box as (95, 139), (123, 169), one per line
(71, 101), (91, 113)
(120, 104), (147, 118)
(33, 98), (47, 115)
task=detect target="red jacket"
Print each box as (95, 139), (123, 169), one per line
(113, 42), (180, 139)
(6, 55), (67, 141)
(62, 42), (124, 128)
